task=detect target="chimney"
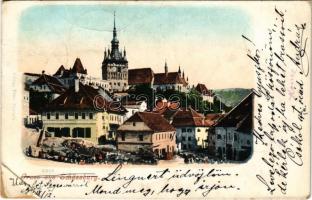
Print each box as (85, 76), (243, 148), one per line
(74, 76), (79, 92)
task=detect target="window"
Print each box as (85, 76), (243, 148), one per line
(247, 140), (251, 145)
(133, 122), (136, 126)
(182, 144), (187, 149)
(89, 113), (93, 119)
(85, 128), (91, 138)
(65, 113), (68, 119)
(75, 113), (78, 119)
(47, 113), (50, 120)
(121, 133), (125, 141)
(82, 113), (85, 119)
(187, 129), (192, 132)
(182, 136), (186, 141)
(188, 137), (192, 141)
(55, 113), (59, 120)
(234, 134), (238, 141)
(139, 134), (143, 141)
(197, 128), (201, 132)
(217, 135), (222, 140)
(47, 127), (54, 132)
(182, 128), (186, 133)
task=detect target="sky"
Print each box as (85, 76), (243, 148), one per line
(18, 3), (254, 89)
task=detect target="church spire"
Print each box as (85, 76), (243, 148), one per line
(178, 65), (181, 76)
(111, 11), (119, 59)
(113, 11), (117, 39)
(165, 60), (168, 75)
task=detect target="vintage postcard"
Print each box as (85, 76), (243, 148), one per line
(1, 1), (311, 199)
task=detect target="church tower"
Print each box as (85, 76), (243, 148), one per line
(102, 12), (128, 92)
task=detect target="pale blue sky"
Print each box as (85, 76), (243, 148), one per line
(19, 3), (254, 89)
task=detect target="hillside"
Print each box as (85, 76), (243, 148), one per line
(213, 88), (252, 107)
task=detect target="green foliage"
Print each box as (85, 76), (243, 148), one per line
(213, 88), (252, 107)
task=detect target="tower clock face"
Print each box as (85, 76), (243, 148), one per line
(111, 66), (117, 72)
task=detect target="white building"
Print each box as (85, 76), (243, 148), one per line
(123, 100), (147, 120)
(171, 107), (212, 151)
(195, 83), (214, 103)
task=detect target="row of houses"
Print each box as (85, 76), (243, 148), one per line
(24, 68), (253, 160)
(115, 93), (253, 160)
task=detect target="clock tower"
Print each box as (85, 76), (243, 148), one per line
(102, 12), (128, 92)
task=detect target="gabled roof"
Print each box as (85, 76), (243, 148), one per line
(154, 72), (187, 86)
(32, 74), (66, 94)
(123, 112), (176, 132)
(72, 58), (87, 74)
(195, 83), (213, 96)
(45, 83), (126, 114)
(128, 68), (154, 85)
(53, 65), (71, 77)
(236, 114), (252, 133)
(171, 107), (211, 127)
(214, 92), (253, 128)
(205, 113), (225, 126)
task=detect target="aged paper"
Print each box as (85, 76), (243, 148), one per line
(1, 1), (311, 199)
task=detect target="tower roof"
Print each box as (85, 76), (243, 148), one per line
(72, 58), (87, 74)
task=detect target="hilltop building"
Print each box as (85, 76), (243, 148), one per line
(54, 58), (110, 91)
(195, 83), (214, 103)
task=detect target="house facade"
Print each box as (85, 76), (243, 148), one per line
(117, 112), (176, 159)
(208, 92), (253, 161)
(42, 80), (113, 144)
(171, 107), (212, 151)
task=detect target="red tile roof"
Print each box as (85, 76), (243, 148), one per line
(45, 83), (126, 114)
(195, 83), (213, 96)
(172, 107), (211, 127)
(32, 74), (66, 94)
(154, 72), (187, 86)
(128, 68), (154, 85)
(124, 112), (176, 132)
